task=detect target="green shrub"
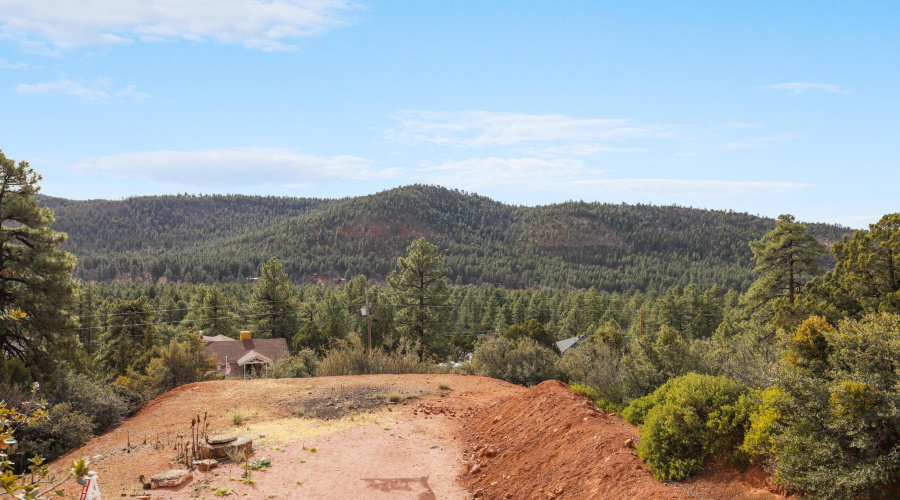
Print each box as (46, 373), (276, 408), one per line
(473, 337), (560, 387)
(558, 333), (625, 406)
(0, 358), (32, 387)
(772, 313), (900, 499)
(232, 411), (244, 426)
(272, 349), (319, 378)
(53, 371), (127, 433)
(740, 386), (783, 459)
(570, 383), (599, 400)
(19, 403), (94, 463)
(317, 335), (439, 376)
(627, 373), (750, 481)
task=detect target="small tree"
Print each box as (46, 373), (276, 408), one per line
(96, 296), (157, 377)
(502, 319), (558, 353)
(748, 214), (825, 306)
(831, 213), (900, 314)
(388, 238), (453, 361)
(251, 257), (301, 340)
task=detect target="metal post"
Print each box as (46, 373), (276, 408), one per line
(365, 289), (372, 354)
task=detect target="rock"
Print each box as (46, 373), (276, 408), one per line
(206, 434), (237, 445)
(469, 463), (482, 475)
(624, 438), (635, 448)
(150, 469), (192, 489)
(198, 435), (252, 460)
(197, 459), (219, 472)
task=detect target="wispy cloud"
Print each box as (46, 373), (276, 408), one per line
(575, 178), (813, 195)
(74, 148), (397, 187)
(769, 82), (851, 95)
(0, 0), (361, 52)
(418, 155), (812, 196)
(420, 157), (599, 189)
(0, 58), (27, 69)
(15, 78), (149, 103)
(387, 111), (679, 149)
(716, 135), (795, 150)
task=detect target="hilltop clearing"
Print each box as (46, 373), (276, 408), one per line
(50, 375), (784, 499)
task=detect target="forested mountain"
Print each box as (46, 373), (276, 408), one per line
(41, 185), (852, 292)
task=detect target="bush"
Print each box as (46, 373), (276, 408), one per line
(19, 403), (94, 463)
(620, 325), (702, 401)
(502, 320), (559, 353)
(317, 334), (440, 376)
(772, 313), (900, 499)
(626, 373), (751, 481)
(149, 334), (219, 389)
(558, 333), (625, 406)
(473, 337), (559, 387)
(53, 371), (128, 433)
(0, 358), (32, 387)
(272, 349), (319, 378)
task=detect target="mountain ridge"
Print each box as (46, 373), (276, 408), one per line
(39, 185), (853, 292)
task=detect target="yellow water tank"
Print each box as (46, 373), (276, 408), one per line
(240, 331), (252, 340)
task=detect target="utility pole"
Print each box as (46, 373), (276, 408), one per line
(364, 289), (372, 354)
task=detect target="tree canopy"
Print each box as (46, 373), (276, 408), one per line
(0, 151), (76, 371)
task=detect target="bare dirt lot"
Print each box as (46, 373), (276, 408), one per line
(50, 375), (785, 499)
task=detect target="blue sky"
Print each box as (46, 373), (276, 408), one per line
(1, 1), (897, 228)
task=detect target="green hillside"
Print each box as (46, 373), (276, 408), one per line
(42, 185), (852, 292)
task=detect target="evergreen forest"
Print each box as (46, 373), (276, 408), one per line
(41, 186), (851, 292)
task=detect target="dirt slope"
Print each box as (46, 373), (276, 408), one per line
(460, 380), (784, 500)
(49, 375), (783, 499)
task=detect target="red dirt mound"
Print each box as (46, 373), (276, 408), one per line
(460, 380), (693, 500)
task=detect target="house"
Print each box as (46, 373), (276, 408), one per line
(555, 333), (591, 355)
(203, 331), (289, 377)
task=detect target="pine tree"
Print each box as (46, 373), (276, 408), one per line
(831, 213), (900, 313)
(251, 257), (301, 340)
(0, 151), (77, 369)
(748, 214), (825, 306)
(388, 238), (453, 361)
(97, 296), (156, 376)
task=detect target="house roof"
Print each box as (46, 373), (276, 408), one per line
(202, 334), (234, 342)
(237, 350), (273, 366)
(205, 338), (289, 366)
(556, 334), (591, 354)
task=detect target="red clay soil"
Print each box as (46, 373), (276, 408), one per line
(48, 375), (785, 499)
(459, 380), (785, 500)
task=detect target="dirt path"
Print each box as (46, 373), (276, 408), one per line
(49, 375), (784, 499)
(50, 375), (519, 499)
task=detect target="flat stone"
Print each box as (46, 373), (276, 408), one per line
(198, 435), (252, 460)
(150, 469), (191, 489)
(206, 434), (237, 445)
(197, 459), (219, 472)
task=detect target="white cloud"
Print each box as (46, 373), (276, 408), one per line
(15, 78), (149, 103)
(0, 58), (27, 69)
(575, 178), (813, 195)
(716, 135), (795, 150)
(388, 111), (678, 148)
(417, 156), (811, 196)
(0, 0), (359, 51)
(420, 157), (597, 190)
(769, 82), (851, 95)
(74, 148), (397, 187)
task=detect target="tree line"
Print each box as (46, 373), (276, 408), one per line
(44, 185), (851, 292)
